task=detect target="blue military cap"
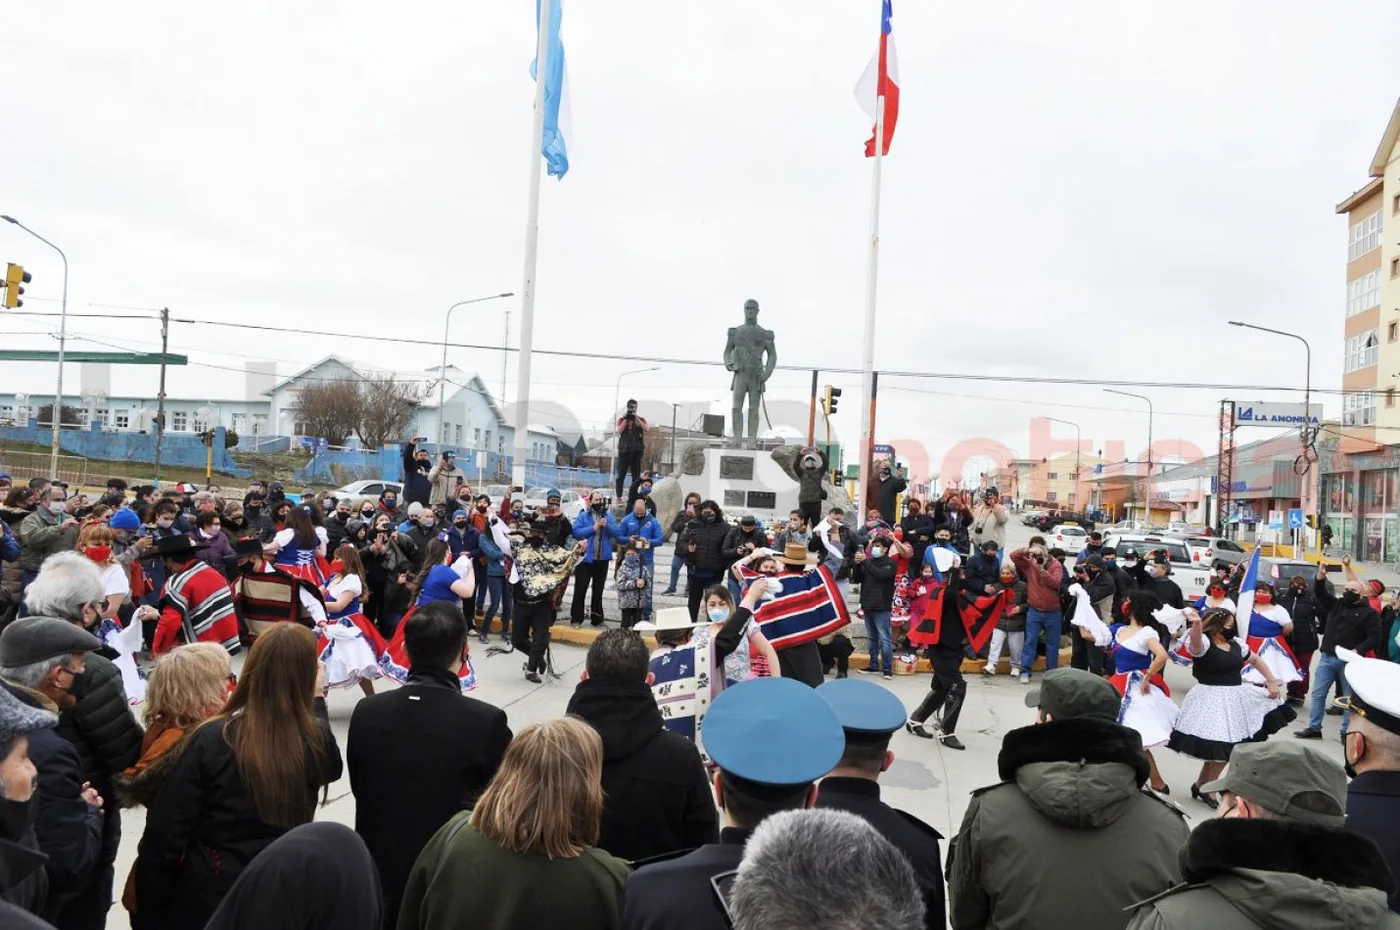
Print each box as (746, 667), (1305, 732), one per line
(817, 678), (907, 742)
(704, 678), (845, 787)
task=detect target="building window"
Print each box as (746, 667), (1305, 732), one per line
(1047, 491), (1058, 502)
(441, 422), (450, 443)
(1350, 209), (1383, 261)
(1390, 322), (1398, 343)
(1345, 330), (1379, 373)
(1347, 269), (1382, 317)
(1393, 193), (1399, 215)
(1047, 472), (1058, 481)
(93, 409), (107, 429)
(113, 410), (130, 430)
(455, 424), (463, 445)
(0, 405), (11, 423)
(1343, 391), (1377, 427)
(473, 428), (482, 448)
(498, 434), (506, 454)
(171, 411), (188, 432)
(484, 430), (492, 452)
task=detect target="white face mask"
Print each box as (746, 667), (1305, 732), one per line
(48, 500), (67, 515)
(156, 517), (175, 529)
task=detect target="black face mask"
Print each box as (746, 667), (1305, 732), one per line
(1343, 590), (1361, 605)
(454, 521), (467, 529)
(592, 503), (605, 513)
(0, 797), (34, 844)
(702, 513), (716, 523)
(335, 512), (349, 522)
(246, 503), (262, 513)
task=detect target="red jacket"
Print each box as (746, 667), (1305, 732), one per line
(1009, 548), (1064, 612)
(153, 559), (241, 655)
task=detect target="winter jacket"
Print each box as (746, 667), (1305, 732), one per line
(241, 504), (275, 544)
(1084, 570), (1117, 623)
(0, 522), (18, 564)
(403, 525), (439, 570)
(932, 504), (973, 553)
(795, 449), (827, 506)
(1008, 548), (1066, 613)
(853, 555), (897, 611)
(616, 557), (648, 611)
(400, 444), (432, 508)
(1314, 578), (1384, 658)
(0, 681), (102, 912)
(901, 513), (936, 567)
(347, 666), (510, 928)
(55, 651), (143, 798)
(1347, 769), (1400, 914)
(684, 517), (731, 576)
(573, 509), (622, 564)
(997, 579), (1028, 633)
(323, 513), (353, 550)
(618, 513), (664, 565)
(617, 414), (648, 454)
(0, 506), (29, 603)
(427, 461), (467, 507)
(969, 502), (1009, 550)
(1278, 586), (1319, 654)
(399, 816), (628, 930)
(1124, 819), (1399, 930)
(948, 717), (1188, 930)
(477, 531), (507, 579)
(721, 525), (769, 564)
(964, 551), (1003, 596)
(133, 700), (343, 930)
(443, 523), (480, 562)
(193, 529), (234, 577)
(873, 473), (907, 525)
(0, 815), (46, 921)
(17, 507), (78, 574)
(667, 509), (693, 546)
(566, 677), (717, 863)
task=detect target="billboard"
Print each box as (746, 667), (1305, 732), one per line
(1232, 403), (1320, 427)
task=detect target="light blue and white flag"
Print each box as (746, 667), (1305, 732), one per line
(531, 0), (570, 179)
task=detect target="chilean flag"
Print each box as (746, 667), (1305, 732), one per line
(855, 0), (900, 157)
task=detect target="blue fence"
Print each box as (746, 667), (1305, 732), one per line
(0, 424), (251, 478)
(292, 444), (612, 489)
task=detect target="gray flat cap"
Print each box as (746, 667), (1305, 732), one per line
(0, 617), (100, 668)
(0, 686), (57, 746)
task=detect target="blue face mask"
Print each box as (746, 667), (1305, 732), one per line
(707, 607), (728, 623)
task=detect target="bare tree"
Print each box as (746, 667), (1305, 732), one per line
(292, 380), (361, 445)
(357, 374), (420, 450)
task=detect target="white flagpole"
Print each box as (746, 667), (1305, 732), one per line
(512, 0), (552, 491)
(855, 93), (884, 521)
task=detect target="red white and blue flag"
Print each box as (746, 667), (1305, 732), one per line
(855, 0), (900, 157)
(735, 566), (852, 649)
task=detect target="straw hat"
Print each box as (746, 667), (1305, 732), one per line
(634, 607), (704, 632)
(777, 542), (818, 567)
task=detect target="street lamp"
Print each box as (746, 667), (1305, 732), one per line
(610, 367), (661, 482)
(1045, 417), (1081, 506)
(2, 216), (68, 478)
(1227, 320), (1313, 451)
(437, 293), (514, 449)
(1104, 389), (1154, 522)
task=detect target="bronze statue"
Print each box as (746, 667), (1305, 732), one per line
(723, 298), (777, 448)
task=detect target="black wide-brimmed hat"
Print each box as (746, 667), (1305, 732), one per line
(155, 535), (197, 559)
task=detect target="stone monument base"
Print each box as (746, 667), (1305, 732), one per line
(679, 448), (798, 523)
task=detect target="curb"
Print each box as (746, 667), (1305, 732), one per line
(850, 647), (1074, 676)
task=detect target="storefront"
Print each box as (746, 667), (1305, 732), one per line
(1320, 459), (1400, 562)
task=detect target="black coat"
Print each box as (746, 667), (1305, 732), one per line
(901, 513), (935, 567)
(873, 474), (907, 525)
(401, 444), (432, 508)
(815, 777), (945, 929)
(1315, 578), (1384, 657)
(346, 667), (510, 929)
(0, 827), (47, 924)
(0, 683), (102, 909)
(684, 518), (731, 576)
(621, 828), (748, 930)
(1347, 769), (1400, 914)
(566, 678), (717, 863)
(323, 514), (352, 550)
(854, 555), (898, 611)
(1279, 587), (1320, 653)
(721, 525), (769, 564)
(132, 700), (343, 930)
(963, 551), (1002, 596)
(54, 652), (143, 797)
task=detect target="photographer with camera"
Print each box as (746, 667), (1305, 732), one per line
(970, 486), (1009, 551)
(428, 449), (467, 508)
(615, 400), (648, 501)
(401, 437), (433, 509)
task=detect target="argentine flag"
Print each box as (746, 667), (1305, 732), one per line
(531, 0), (571, 179)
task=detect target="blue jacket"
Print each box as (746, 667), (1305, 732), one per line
(478, 531), (507, 578)
(444, 524), (480, 561)
(618, 513), (665, 564)
(921, 542), (959, 583)
(0, 522), (18, 562)
(573, 510), (621, 564)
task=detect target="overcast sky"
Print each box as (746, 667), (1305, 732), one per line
(3, 1), (1398, 484)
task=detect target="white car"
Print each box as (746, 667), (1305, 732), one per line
(522, 487), (585, 520)
(1104, 533), (1212, 600)
(1049, 524), (1088, 551)
(332, 480), (403, 501)
(1164, 521), (1191, 535)
(1183, 534), (1247, 570)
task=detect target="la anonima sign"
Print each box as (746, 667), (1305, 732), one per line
(1232, 403), (1321, 427)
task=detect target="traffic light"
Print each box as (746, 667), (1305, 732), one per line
(3, 264), (30, 309)
(823, 385), (842, 416)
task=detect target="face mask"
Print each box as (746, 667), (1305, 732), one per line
(870, 547), (884, 558)
(1123, 559), (1138, 569)
(454, 520), (467, 529)
(936, 537), (951, 546)
(336, 512), (349, 522)
(702, 513), (716, 523)
(707, 607), (729, 623)
(1146, 564), (1164, 578)
(246, 503), (262, 513)
(1343, 590), (1361, 605)
(592, 502), (605, 512)
(48, 501), (67, 514)
(625, 553), (638, 562)
(1255, 593), (1272, 605)
(419, 516), (436, 528)
(84, 546), (111, 562)
(156, 517), (174, 529)
(383, 498), (397, 508)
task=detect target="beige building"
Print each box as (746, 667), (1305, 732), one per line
(1335, 98), (1400, 452)
(1023, 452), (1104, 509)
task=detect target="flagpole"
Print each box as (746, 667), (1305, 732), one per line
(512, 0), (552, 491)
(855, 94), (884, 519)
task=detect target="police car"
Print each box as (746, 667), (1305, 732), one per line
(1103, 532), (1212, 601)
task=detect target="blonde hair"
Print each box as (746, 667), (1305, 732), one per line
(75, 523), (117, 566)
(144, 643), (232, 728)
(470, 717), (604, 859)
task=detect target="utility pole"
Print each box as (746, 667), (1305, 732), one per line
(669, 403), (679, 474)
(153, 307), (169, 482)
(807, 370), (818, 447)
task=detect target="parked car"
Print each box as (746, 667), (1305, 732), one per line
(332, 480), (403, 501)
(1109, 520), (1153, 532)
(1050, 524), (1088, 551)
(478, 484), (513, 505)
(1260, 557), (1339, 593)
(1164, 521), (1191, 535)
(522, 486), (585, 520)
(1104, 532), (1211, 600)
(1021, 510), (1046, 526)
(1184, 534), (1247, 570)
(1033, 510), (1094, 532)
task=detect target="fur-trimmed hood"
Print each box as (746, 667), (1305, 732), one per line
(997, 717), (1151, 829)
(1175, 819), (1396, 929)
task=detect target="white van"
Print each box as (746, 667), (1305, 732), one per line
(1104, 533), (1211, 601)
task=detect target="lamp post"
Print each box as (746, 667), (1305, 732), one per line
(610, 367), (660, 484)
(1045, 417), (1081, 508)
(1105, 389), (1154, 522)
(2, 216), (68, 478)
(437, 292), (514, 449)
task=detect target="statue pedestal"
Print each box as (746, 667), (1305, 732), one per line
(679, 448), (798, 523)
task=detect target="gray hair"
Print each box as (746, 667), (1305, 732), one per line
(23, 552), (105, 623)
(192, 491), (219, 506)
(730, 809), (924, 930)
(0, 657), (71, 690)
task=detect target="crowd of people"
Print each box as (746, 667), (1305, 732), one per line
(1, 463), (1400, 928)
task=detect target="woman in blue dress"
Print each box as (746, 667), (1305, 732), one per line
(380, 538), (478, 691)
(1105, 590), (1178, 794)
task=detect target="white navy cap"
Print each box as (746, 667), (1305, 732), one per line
(1336, 647), (1400, 736)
